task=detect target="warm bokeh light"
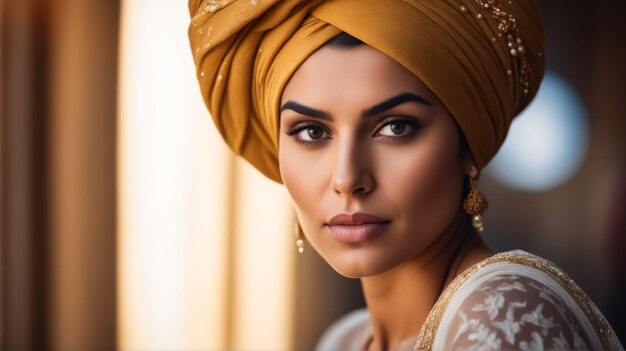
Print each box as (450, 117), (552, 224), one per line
(230, 159), (296, 349)
(117, 0), (226, 347)
(117, 0), (294, 349)
(487, 72), (589, 191)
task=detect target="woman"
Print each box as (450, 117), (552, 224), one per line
(188, 0), (623, 349)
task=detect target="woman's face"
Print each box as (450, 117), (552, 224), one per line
(279, 44), (471, 278)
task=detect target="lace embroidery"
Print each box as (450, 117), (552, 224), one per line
(413, 250), (623, 350)
(446, 275), (588, 349)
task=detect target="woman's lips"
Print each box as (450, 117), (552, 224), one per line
(325, 212), (390, 243)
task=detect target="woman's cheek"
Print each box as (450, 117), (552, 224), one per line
(376, 134), (462, 221)
(279, 142), (328, 216)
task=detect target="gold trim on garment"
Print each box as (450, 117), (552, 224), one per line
(413, 250), (623, 350)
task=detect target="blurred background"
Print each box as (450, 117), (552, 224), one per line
(1, 0), (624, 350)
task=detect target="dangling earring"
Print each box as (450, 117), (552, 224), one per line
(294, 222), (305, 254)
(463, 166), (489, 232)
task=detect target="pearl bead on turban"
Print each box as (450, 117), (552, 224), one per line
(188, 0), (545, 182)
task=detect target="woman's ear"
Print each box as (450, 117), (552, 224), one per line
(462, 152), (477, 177)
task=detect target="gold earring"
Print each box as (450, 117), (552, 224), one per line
(463, 166), (489, 232)
(294, 222), (305, 254)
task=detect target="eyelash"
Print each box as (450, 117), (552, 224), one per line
(285, 117), (420, 146)
(285, 121), (330, 147)
(375, 117), (419, 142)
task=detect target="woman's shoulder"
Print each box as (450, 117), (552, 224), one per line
(315, 308), (370, 351)
(418, 250), (623, 350)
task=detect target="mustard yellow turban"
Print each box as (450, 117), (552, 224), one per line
(188, 0), (545, 182)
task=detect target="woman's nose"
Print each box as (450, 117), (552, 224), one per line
(330, 137), (375, 197)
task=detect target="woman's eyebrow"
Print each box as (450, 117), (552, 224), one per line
(361, 92), (431, 118)
(280, 101), (331, 121)
(280, 92), (430, 121)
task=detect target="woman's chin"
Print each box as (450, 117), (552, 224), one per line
(323, 249), (403, 278)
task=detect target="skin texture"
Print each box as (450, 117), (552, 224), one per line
(278, 44), (493, 351)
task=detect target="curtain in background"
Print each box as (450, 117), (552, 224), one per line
(1, 0), (625, 350)
(1, 0), (51, 347)
(1, 0), (118, 348)
(116, 1), (295, 349)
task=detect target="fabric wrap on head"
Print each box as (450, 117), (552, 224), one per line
(188, 0), (545, 183)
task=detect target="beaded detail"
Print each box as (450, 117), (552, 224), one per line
(460, 0), (532, 96)
(204, 0), (236, 13)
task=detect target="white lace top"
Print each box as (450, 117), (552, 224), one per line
(315, 250), (623, 351)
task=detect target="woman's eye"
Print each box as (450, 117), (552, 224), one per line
(297, 126), (330, 141)
(377, 120), (414, 137)
(285, 121), (332, 145)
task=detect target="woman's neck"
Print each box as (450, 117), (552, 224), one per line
(360, 208), (493, 351)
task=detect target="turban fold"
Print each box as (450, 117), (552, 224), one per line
(188, 0), (545, 183)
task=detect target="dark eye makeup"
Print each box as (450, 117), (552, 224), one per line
(373, 117), (420, 141)
(284, 116), (421, 147)
(285, 120), (332, 147)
